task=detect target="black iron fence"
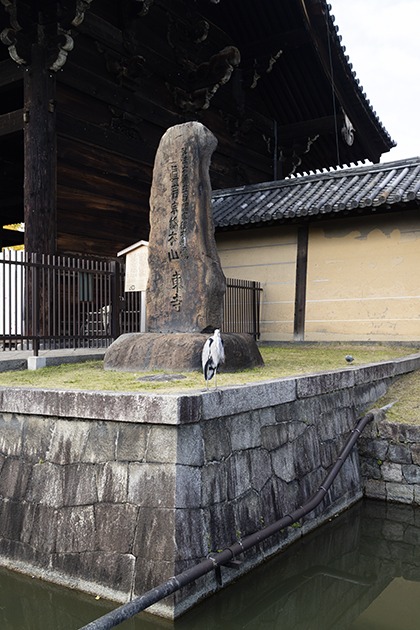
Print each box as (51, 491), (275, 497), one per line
(0, 252), (262, 353)
(222, 278), (262, 339)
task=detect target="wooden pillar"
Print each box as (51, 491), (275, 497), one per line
(294, 225), (309, 341)
(23, 44), (57, 254)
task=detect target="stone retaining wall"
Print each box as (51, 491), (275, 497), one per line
(1, 353), (420, 618)
(182, 499), (420, 630)
(359, 415), (420, 504)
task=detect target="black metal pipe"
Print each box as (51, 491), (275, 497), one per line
(79, 409), (376, 630)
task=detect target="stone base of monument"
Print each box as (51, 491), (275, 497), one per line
(103, 332), (264, 372)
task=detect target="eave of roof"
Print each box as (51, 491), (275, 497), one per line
(199, 0), (395, 175)
(212, 157), (420, 230)
(305, 1), (396, 160)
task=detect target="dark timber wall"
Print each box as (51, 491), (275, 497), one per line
(53, 5), (273, 257)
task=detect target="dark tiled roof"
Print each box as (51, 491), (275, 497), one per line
(212, 157), (420, 229)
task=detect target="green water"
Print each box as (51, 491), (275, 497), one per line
(2, 499), (420, 629)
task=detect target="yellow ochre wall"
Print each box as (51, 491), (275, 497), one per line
(306, 212), (420, 342)
(216, 227), (297, 341)
(216, 211), (420, 342)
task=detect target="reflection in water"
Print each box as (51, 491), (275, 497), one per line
(348, 578), (420, 630)
(1, 500), (420, 629)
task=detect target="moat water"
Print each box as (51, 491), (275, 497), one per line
(2, 499), (420, 630)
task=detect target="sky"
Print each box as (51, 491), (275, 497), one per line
(330, 0), (420, 163)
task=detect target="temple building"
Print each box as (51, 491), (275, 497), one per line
(0, 0), (394, 256)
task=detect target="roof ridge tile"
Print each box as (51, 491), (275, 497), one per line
(213, 158), (420, 229)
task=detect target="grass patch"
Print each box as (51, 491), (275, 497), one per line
(374, 370), (420, 425)
(0, 343), (418, 394)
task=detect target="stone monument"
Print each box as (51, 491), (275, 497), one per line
(147, 122), (225, 332)
(104, 122), (263, 372)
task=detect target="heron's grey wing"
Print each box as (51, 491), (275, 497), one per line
(202, 337), (214, 371)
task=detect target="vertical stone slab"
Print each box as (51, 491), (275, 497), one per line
(147, 122), (226, 333)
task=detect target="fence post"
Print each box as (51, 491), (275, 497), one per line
(140, 291), (147, 332)
(110, 261), (121, 341)
(252, 281), (258, 340)
(31, 253), (40, 356)
(294, 225), (308, 341)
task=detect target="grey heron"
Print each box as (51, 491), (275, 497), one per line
(202, 328), (225, 389)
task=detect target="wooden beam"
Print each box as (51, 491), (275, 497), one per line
(0, 109), (24, 137)
(77, 10), (124, 53)
(241, 28), (310, 59)
(1, 227), (24, 247)
(276, 115), (344, 144)
(57, 112), (156, 164)
(294, 225), (309, 341)
(23, 44), (57, 255)
(0, 59), (24, 88)
(58, 60), (181, 129)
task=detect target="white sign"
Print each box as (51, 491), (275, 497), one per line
(118, 240), (149, 292)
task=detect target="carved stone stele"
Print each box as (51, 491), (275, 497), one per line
(104, 121), (264, 373)
(147, 121), (226, 333)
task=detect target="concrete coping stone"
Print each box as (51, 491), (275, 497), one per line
(0, 349), (106, 373)
(0, 387), (201, 425)
(0, 353), (419, 424)
(393, 353), (420, 375)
